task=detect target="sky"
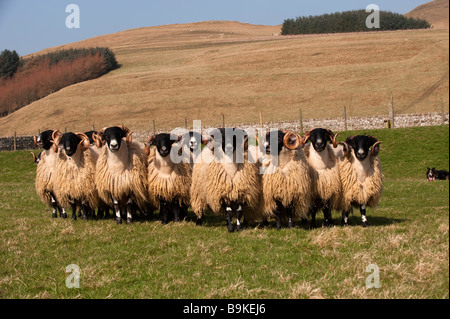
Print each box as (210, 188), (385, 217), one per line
(0, 0), (429, 56)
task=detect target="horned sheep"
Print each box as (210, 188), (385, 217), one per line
(337, 135), (384, 227)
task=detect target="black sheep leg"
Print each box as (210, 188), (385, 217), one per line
(310, 204), (318, 229)
(126, 199), (133, 224)
(236, 205), (243, 232)
(287, 205), (294, 229)
(160, 201), (169, 224)
(81, 204), (89, 221)
(322, 201), (333, 227)
(71, 202), (77, 220)
(113, 199), (122, 224)
(226, 207), (234, 233)
(360, 205), (369, 227)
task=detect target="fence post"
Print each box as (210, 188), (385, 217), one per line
(259, 112), (263, 129)
(343, 106), (348, 131)
(389, 93), (395, 129)
(152, 120), (156, 135)
(184, 117), (188, 130)
(13, 131), (17, 151)
(299, 109), (303, 134)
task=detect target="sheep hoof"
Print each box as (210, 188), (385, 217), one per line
(288, 221), (293, 229)
(61, 212), (67, 219)
(362, 221), (369, 228)
(127, 217), (133, 224)
(82, 214), (88, 221)
(116, 217), (122, 224)
(52, 212), (57, 218)
(227, 224), (234, 233)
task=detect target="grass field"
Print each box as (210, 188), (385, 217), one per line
(0, 21), (448, 136)
(0, 125), (448, 299)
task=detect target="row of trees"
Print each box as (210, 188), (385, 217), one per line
(281, 10), (431, 35)
(0, 48), (119, 117)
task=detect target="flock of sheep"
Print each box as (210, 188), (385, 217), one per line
(32, 126), (384, 232)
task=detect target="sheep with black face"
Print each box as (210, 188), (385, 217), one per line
(34, 130), (66, 218)
(145, 133), (191, 224)
(52, 131), (99, 220)
(337, 135), (383, 227)
(301, 128), (341, 227)
(190, 128), (261, 232)
(93, 126), (149, 224)
(259, 130), (312, 230)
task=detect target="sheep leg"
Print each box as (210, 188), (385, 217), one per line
(342, 210), (350, 227)
(310, 205), (318, 229)
(360, 205), (369, 227)
(81, 204), (89, 221)
(58, 205), (67, 219)
(160, 201), (169, 224)
(236, 205), (243, 231)
(50, 194), (58, 218)
(287, 205), (293, 229)
(71, 202), (77, 221)
(322, 201), (333, 227)
(226, 206), (234, 233)
(126, 198), (133, 224)
(275, 202), (283, 230)
(113, 199), (122, 224)
(173, 204), (180, 223)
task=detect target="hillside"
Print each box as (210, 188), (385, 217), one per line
(0, 21), (448, 136)
(405, 0), (449, 29)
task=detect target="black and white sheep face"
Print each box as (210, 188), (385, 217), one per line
(306, 128), (333, 153)
(59, 133), (82, 157)
(103, 127), (126, 153)
(210, 128), (248, 158)
(152, 133), (179, 158)
(345, 135), (379, 161)
(263, 131), (285, 155)
(36, 130), (55, 151)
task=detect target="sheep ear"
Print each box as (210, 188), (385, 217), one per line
(339, 141), (351, 159)
(76, 133), (90, 152)
(148, 135), (156, 146)
(345, 136), (356, 149)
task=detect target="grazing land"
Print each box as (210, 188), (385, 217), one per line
(0, 21), (448, 136)
(0, 125), (448, 299)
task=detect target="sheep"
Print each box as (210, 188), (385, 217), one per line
(93, 126), (149, 224)
(144, 133), (191, 224)
(301, 128), (341, 228)
(190, 128), (261, 232)
(33, 130), (66, 218)
(337, 135), (383, 227)
(51, 131), (99, 220)
(259, 130), (312, 230)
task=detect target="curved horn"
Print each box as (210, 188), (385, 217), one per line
(144, 136), (156, 157)
(332, 132), (340, 148)
(76, 133), (90, 152)
(51, 130), (62, 152)
(30, 151), (38, 163)
(371, 141), (382, 156)
(339, 141), (351, 159)
(283, 131), (300, 150)
(126, 131), (133, 145)
(300, 130), (311, 148)
(33, 135), (38, 147)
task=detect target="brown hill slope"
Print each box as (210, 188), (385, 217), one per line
(405, 0), (449, 29)
(0, 21), (448, 136)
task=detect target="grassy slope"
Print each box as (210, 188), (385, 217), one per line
(405, 0), (449, 30)
(0, 125), (448, 299)
(0, 22), (448, 137)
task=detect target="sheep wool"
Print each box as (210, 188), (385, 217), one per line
(190, 149), (261, 218)
(260, 148), (312, 219)
(95, 141), (149, 209)
(304, 143), (342, 210)
(146, 146), (191, 207)
(54, 147), (99, 209)
(338, 152), (384, 211)
(35, 149), (58, 207)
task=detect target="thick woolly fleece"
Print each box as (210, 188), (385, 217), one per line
(146, 146), (191, 207)
(260, 147), (312, 220)
(95, 141), (149, 209)
(35, 148), (59, 207)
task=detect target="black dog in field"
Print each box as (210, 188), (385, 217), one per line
(427, 167), (449, 181)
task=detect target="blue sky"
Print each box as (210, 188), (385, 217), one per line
(0, 0), (428, 56)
